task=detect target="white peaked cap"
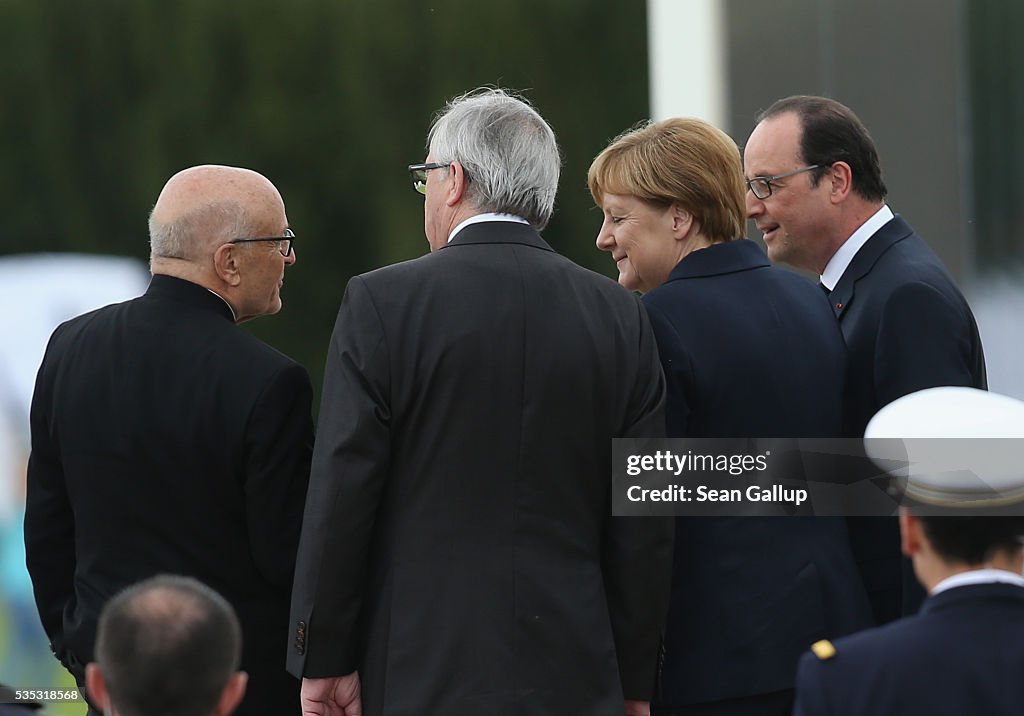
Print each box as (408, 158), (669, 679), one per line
(864, 387), (1024, 507)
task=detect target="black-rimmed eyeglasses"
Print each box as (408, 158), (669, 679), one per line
(407, 162), (449, 195)
(745, 165), (821, 200)
(229, 228), (295, 257)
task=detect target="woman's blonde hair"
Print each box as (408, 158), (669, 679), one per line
(588, 117), (746, 243)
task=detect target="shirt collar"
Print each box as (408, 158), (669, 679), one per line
(820, 204), (894, 290)
(206, 288), (237, 322)
(931, 567), (1024, 596)
(448, 212), (530, 243)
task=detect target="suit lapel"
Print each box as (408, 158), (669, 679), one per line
(828, 215), (914, 319)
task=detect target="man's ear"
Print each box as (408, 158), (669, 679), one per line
(670, 203), (693, 240)
(827, 161), (853, 204)
(213, 243), (243, 287)
(213, 672), (248, 716)
(85, 663), (112, 714)
(899, 508), (922, 558)
(445, 162), (469, 207)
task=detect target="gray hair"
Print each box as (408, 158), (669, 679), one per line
(427, 88), (561, 230)
(149, 200), (251, 261)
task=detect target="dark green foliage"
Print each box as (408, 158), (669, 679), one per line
(0, 0), (648, 404)
(968, 0), (1024, 272)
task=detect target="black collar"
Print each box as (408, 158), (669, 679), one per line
(443, 221), (554, 253)
(921, 581), (1024, 616)
(145, 274), (235, 322)
(663, 239), (770, 282)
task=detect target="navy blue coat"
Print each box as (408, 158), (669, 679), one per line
(794, 582), (1024, 715)
(828, 214), (986, 437)
(642, 240), (875, 705)
(828, 215), (987, 622)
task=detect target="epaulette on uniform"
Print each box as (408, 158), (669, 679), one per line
(810, 639), (836, 661)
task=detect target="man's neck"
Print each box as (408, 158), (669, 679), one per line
(150, 261), (239, 322)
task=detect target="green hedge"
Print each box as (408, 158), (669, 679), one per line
(0, 0), (649, 403)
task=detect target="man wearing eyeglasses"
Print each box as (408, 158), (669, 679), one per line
(743, 97), (987, 625)
(26, 165), (313, 716)
(288, 88), (672, 716)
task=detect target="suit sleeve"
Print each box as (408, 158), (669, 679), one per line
(602, 296), (674, 700)
(792, 651), (833, 716)
(874, 280), (978, 406)
(24, 329), (76, 665)
(244, 362), (315, 588)
(287, 276), (391, 678)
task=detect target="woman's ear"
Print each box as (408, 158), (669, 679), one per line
(671, 203), (693, 240)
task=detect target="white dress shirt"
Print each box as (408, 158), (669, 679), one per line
(820, 204), (894, 291)
(448, 212), (530, 243)
(931, 567), (1024, 596)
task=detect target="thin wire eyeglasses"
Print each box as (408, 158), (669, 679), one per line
(745, 165), (821, 200)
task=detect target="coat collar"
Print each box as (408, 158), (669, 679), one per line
(145, 274), (236, 322)
(921, 581), (1024, 616)
(664, 239), (770, 282)
(442, 221), (554, 253)
(827, 214), (913, 318)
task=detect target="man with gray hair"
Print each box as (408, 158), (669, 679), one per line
(288, 88), (673, 716)
(85, 575), (247, 716)
(26, 165), (313, 715)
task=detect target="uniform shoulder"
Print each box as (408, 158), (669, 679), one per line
(804, 613), (929, 673)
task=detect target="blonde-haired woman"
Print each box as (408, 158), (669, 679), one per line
(590, 118), (874, 716)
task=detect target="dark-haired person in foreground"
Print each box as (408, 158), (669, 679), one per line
(85, 575), (247, 716)
(744, 95), (987, 621)
(794, 387), (1024, 716)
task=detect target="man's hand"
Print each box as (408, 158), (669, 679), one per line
(300, 673), (362, 716)
(625, 699), (651, 716)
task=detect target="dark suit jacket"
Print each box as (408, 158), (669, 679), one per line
(26, 274), (313, 716)
(288, 221), (673, 716)
(641, 239), (875, 705)
(794, 582), (1024, 715)
(828, 214), (986, 437)
(827, 214), (987, 622)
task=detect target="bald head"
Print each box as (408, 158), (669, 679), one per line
(146, 165), (296, 323)
(149, 165), (285, 263)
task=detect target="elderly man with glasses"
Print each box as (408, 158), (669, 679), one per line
(26, 165), (313, 716)
(288, 88), (672, 716)
(744, 97), (988, 626)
